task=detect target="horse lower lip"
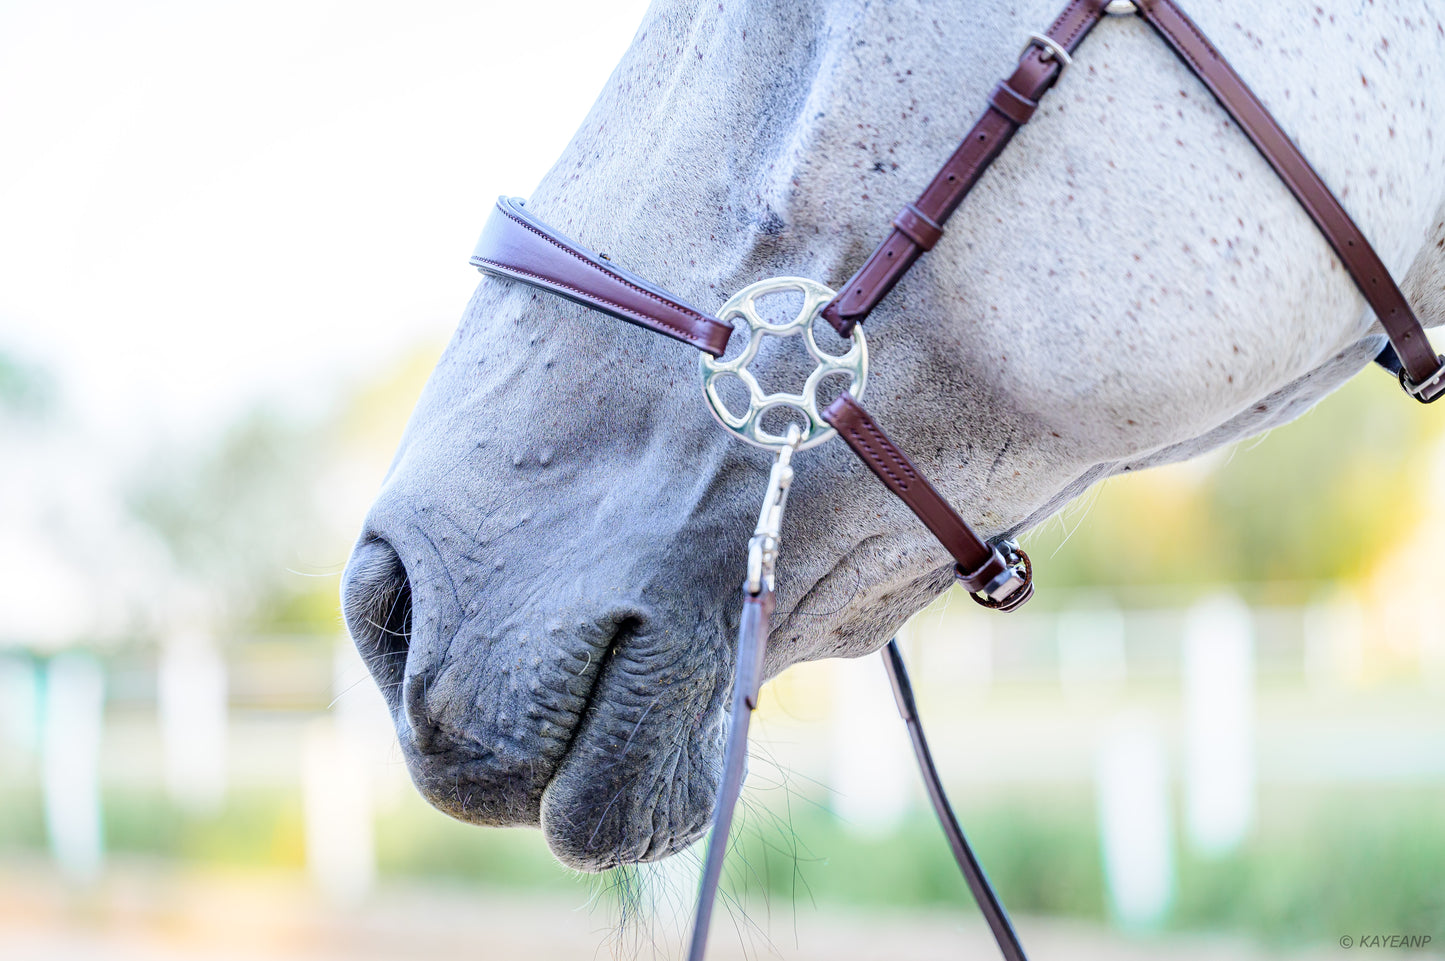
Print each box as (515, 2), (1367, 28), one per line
(537, 629), (722, 871)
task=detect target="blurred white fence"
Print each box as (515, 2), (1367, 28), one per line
(1, 588), (1442, 921)
(42, 653), (105, 882)
(158, 633), (228, 814)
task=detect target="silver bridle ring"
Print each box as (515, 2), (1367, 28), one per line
(699, 276), (868, 452)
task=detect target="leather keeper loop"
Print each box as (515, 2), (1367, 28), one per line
(954, 549), (1008, 594)
(988, 80), (1038, 126)
(891, 204), (944, 251)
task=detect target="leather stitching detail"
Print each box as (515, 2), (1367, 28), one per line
(846, 425), (911, 492)
(494, 205), (727, 348)
(474, 257), (711, 350)
(1050, 0), (1100, 50)
(841, 414), (917, 492)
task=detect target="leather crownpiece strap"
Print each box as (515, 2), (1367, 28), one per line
(470, 197), (733, 357)
(822, 393), (1032, 609)
(819, 0), (1443, 399)
(1133, 0), (1445, 398)
(821, 0), (1112, 335)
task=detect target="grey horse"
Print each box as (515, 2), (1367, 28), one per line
(342, 0), (1445, 872)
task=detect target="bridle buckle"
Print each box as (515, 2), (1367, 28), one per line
(1019, 33), (1073, 69)
(964, 540), (1034, 612)
(1400, 355), (1445, 404)
(1019, 2), (1135, 73)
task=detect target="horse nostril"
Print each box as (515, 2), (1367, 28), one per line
(342, 537), (413, 700)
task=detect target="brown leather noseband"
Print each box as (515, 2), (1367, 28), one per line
(465, 2), (1441, 958)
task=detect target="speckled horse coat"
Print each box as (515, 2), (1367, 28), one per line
(344, 0), (1445, 870)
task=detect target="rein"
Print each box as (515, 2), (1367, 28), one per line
(466, 1), (1442, 957)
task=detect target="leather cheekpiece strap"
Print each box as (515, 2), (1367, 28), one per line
(1134, 0), (1443, 396)
(820, 0), (1442, 396)
(470, 197), (733, 357)
(821, 0), (1112, 335)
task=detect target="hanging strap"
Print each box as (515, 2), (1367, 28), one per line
(882, 639), (1029, 961)
(685, 585), (772, 961)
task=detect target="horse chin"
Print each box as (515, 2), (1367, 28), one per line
(539, 742), (719, 872)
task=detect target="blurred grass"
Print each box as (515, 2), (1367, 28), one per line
(4, 780), (1441, 946)
(719, 784), (1445, 947)
(1172, 786), (1445, 944)
(720, 788), (1104, 918)
(1024, 372), (1441, 596)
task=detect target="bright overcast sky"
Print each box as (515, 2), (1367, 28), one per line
(0, 0), (650, 437)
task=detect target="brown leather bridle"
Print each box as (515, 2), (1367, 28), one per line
(465, 2), (1441, 957)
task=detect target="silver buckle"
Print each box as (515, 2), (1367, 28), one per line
(1400, 355), (1445, 404)
(1019, 33), (1073, 68)
(970, 540), (1034, 612)
(1020, 4), (1134, 69)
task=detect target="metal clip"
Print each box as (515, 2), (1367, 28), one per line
(1104, 0), (1139, 15)
(745, 424), (803, 596)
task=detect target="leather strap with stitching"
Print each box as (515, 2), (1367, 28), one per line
(1134, 0), (1443, 395)
(464, 0), (1443, 631)
(819, 0), (1113, 335)
(822, 393), (1031, 606)
(470, 197), (733, 357)
(820, 0), (1443, 398)
(686, 582), (772, 961)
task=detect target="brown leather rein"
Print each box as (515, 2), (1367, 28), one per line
(467, 2), (1441, 958)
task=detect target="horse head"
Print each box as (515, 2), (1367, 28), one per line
(342, 0), (1445, 871)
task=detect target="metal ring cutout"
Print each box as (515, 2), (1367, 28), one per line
(700, 277), (869, 452)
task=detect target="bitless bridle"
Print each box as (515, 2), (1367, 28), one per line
(464, 1), (1444, 958)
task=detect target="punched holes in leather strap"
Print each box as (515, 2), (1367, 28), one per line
(891, 204), (944, 251)
(988, 80), (1038, 126)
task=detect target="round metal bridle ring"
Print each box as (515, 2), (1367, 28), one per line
(699, 276), (868, 452)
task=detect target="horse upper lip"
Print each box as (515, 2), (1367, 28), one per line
(543, 619), (631, 783)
